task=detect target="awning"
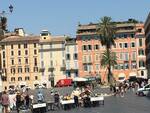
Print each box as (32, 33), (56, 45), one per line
(129, 72), (137, 77)
(118, 73), (126, 78)
(73, 77), (88, 82)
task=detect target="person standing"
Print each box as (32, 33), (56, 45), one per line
(16, 91), (21, 113)
(25, 94), (30, 109)
(1, 91), (10, 113)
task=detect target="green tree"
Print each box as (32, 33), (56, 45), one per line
(0, 17), (7, 31)
(101, 50), (117, 83)
(96, 16), (116, 83)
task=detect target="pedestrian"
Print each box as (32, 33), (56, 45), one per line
(74, 95), (79, 107)
(16, 91), (21, 113)
(25, 94), (30, 109)
(54, 92), (60, 109)
(1, 91), (10, 113)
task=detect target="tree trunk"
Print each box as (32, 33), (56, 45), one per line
(107, 47), (112, 84)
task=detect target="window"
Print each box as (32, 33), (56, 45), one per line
(50, 60), (53, 67)
(2, 45), (5, 50)
(119, 43), (123, 48)
(25, 76), (30, 81)
(34, 43), (36, 48)
(83, 45), (87, 50)
(94, 45), (99, 50)
(11, 68), (15, 74)
(120, 53), (123, 60)
(34, 50), (37, 55)
(34, 58), (37, 66)
(25, 67), (30, 73)
(18, 59), (21, 65)
(66, 46), (69, 52)
(11, 77), (15, 82)
(138, 49), (144, 55)
(141, 71), (144, 76)
(88, 45), (92, 50)
(137, 29), (142, 33)
(3, 60), (5, 67)
(88, 55), (92, 62)
(124, 43), (128, 48)
(11, 59), (14, 65)
(73, 53), (78, 60)
(18, 44), (21, 49)
(25, 58), (28, 64)
(139, 39), (142, 46)
(11, 51), (14, 56)
(66, 62), (70, 69)
(124, 63), (129, 69)
(74, 61), (78, 69)
(83, 56), (87, 62)
(83, 65), (88, 71)
(25, 50), (28, 55)
(18, 50), (21, 56)
(96, 64), (99, 70)
(131, 61), (136, 69)
(124, 53), (129, 61)
(95, 54), (99, 61)
(34, 67), (38, 72)
(66, 54), (70, 60)
(3, 51), (5, 58)
(24, 43), (28, 48)
(18, 77), (22, 81)
(131, 42), (135, 47)
(131, 52), (136, 60)
(50, 52), (52, 58)
(18, 67), (22, 73)
(11, 44), (13, 49)
(139, 60), (145, 67)
(35, 76), (38, 80)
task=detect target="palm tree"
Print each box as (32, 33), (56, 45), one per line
(101, 50), (117, 83)
(96, 16), (116, 83)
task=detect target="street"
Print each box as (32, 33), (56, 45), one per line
(10, 87), (150, 113)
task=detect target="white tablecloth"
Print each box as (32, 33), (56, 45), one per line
(32, 103), (47, 109)
(60, 99), (74, 105)
(90, 96), (104, 102)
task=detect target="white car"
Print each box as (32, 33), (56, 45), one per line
(136, 83), (150, 96)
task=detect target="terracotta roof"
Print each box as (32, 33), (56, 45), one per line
(0, 35), (40, 43)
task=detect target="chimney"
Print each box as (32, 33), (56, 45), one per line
(14, 28), (25, 36)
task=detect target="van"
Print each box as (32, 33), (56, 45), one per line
(136, 83), (150, 96)
(55, 79), (72, 87)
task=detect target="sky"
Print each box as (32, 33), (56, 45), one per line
(0, 0), (150, 37)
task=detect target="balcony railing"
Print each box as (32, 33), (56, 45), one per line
(48, 67), (55, 72)
(60, 65), (66, 71)
(39, 67), (45, 72)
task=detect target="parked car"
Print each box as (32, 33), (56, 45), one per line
(55, 79), (72, 87)
(136, 83), (150, 96)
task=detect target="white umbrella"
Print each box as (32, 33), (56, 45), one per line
(73, 77), (88, 82)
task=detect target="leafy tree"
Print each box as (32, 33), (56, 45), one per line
(96, 16), (116, 83)
(0, 17), (7, 31)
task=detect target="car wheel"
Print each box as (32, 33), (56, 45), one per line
(139, 92), (144, 96)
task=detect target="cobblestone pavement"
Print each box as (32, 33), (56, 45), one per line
(10, 87), (150, 113)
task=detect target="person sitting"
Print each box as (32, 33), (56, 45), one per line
(37, 91), (44, 103)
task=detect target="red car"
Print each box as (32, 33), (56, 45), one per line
(55, 79), (73, 87)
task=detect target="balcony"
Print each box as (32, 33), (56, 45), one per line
(66, 68), (78, 72)
(39, 67), (45, 72)
(48, 67), (55, 72)
(83, 60), (92, 65)
(60, 65), (66, 71)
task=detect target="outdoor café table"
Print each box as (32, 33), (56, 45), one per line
(60, 99), (75, 110)
(32, 102), (47, 113)
(90, 96), (104, 106)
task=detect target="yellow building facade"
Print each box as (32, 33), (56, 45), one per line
(0, 34), (40, 90)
